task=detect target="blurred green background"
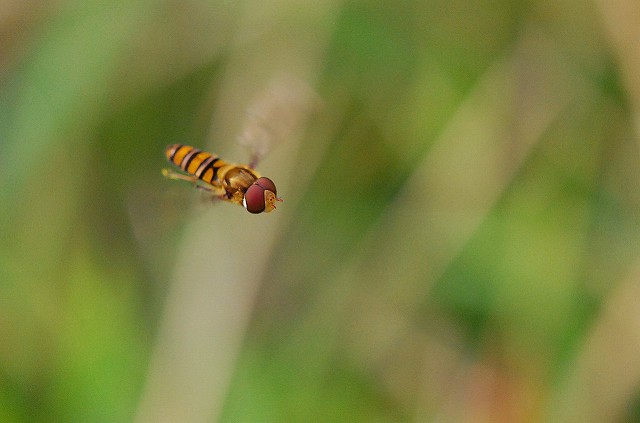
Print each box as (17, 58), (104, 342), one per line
(3, 0), (640, 422)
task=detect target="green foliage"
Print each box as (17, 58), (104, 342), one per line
(2, 0), (640, 421)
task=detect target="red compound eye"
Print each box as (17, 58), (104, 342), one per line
(255, 177), (277, 195)
(243, 184), (266, 214)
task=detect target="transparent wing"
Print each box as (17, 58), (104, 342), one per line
(236, 75), (319, 168)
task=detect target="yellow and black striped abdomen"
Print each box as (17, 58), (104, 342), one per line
(165, 144), (227, 186)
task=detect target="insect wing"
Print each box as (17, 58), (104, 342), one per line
(236, 76), (318, 168)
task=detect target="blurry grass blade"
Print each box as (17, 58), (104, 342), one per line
(286, 32), (590, 418)
(0, 0), (161, 212)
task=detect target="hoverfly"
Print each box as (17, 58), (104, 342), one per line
(163, 144), (282, 214)
(163, 77), (316, 214)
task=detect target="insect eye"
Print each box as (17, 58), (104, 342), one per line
(255, 177), (277, 195)
(243, 184), (266, 214)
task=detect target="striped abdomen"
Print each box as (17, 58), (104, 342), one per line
(165, 144), (226, 186)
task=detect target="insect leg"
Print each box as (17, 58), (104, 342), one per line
(197, 186), (230, 204)
(162, 168), (198, 183)
(162, 168), (219, 193)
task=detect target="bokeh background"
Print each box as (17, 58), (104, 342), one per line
(3, 0), (640, 422)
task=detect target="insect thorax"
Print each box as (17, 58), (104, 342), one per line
(218, 166), (260, 204)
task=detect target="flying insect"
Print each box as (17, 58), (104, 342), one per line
(163, 144), (281, 214)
